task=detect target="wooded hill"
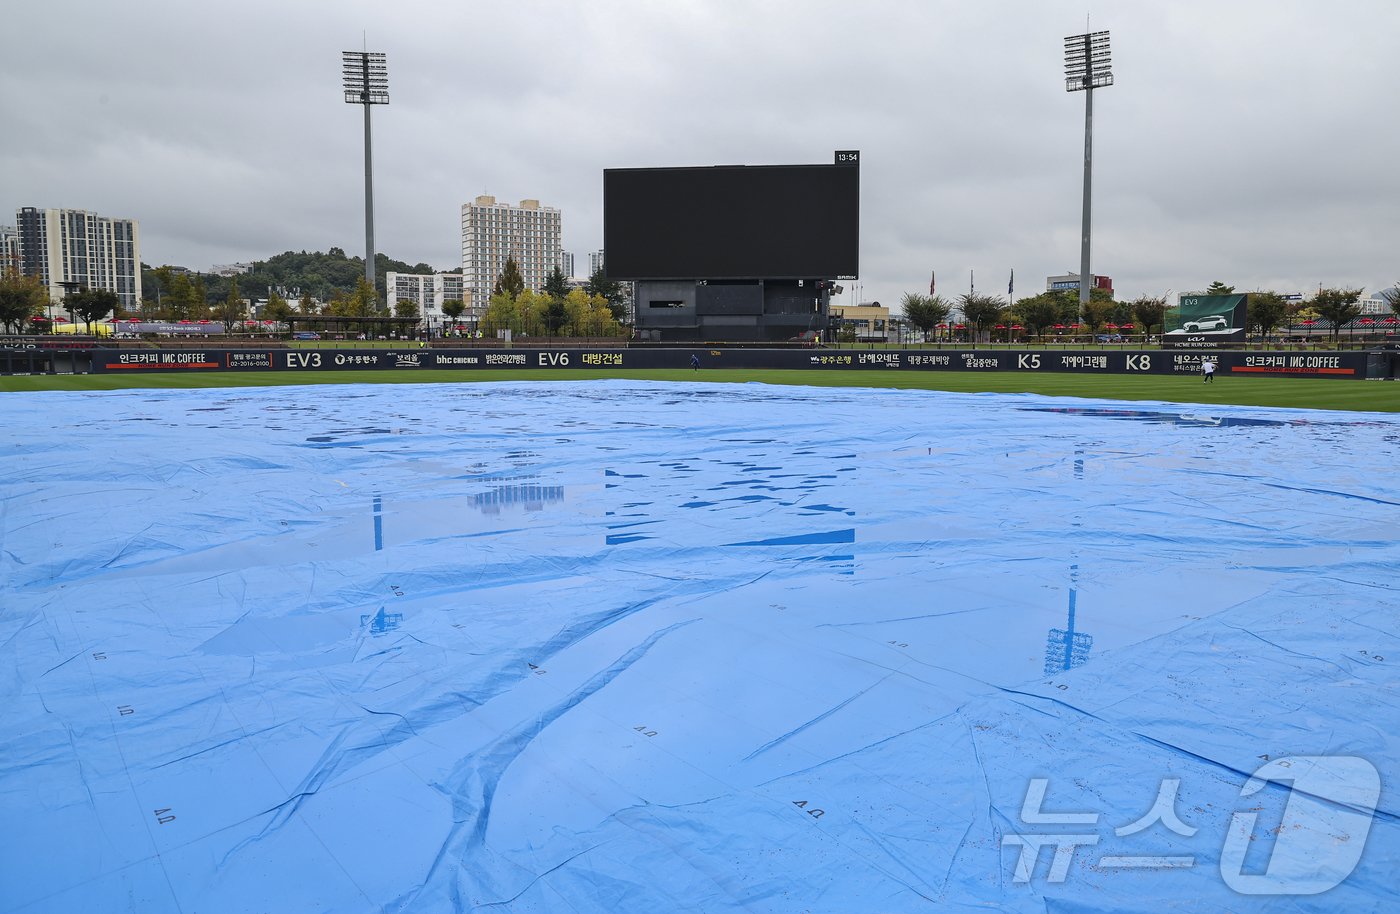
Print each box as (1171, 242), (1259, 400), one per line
(141, 248), (455, 306)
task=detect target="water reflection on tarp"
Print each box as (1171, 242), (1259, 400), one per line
(1021, 406), (1291, 427)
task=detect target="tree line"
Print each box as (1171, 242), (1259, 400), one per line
(470, 261), (628, 339)
(899, 280), (1398, 344)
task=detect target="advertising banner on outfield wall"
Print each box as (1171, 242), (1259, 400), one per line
(85, 348), (1372, 378)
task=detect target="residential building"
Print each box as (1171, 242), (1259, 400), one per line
(386, 271), (467, 329)
(589, 249), (605, 278)
(15, 207), (142, 312)
(0, 225), (17, 273)
(1358, 293), (1391, 316)
(559, 251), (575, 279)
(210, 263), (254, 277)
(460, 196), (562, 321)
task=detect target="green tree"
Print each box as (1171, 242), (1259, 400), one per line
(213, 278), (246, 332)
(1080, 296), (1114, 333)
(1205, 281), (1236, 296)
(69, 287), (120, 331)
(1013, 292), (1064, 339)
(298, 291), (317, 315)
(480, 291), (520, 337)
(544, 297), (568, 336)
(147, 265), (174, 315)
(516, 290), (550, 337)
(262, 291), (295, 327)
(1311, 288), (1363, 342)
(543, 265), (570, 301)
(900, 292), (951, 341)
(394, 298), (420, 319)
(165, 272), (195, 320)
(0, 270), (48, 332)
(494, 257), (525, 300)
(1245, 292), (1290, 340)
(191, 275), (210, 320)
(1130, 295), (1168, 335)
(442, 299), (465, 327)
(957, 293), (1005, 338)
(584, 267), (628, 322)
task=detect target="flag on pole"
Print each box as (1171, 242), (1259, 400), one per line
(929, 271), (936, 295)
(1008, 269), (1014, 299)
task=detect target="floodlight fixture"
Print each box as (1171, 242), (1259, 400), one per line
(1063, 30), (1113, 320)
(343, 50), (390, 289)
(1064, 31), (1113, 92)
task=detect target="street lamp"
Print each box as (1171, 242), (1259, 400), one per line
(1064, 30), (1113, 326)
(342, 50), (389, 291)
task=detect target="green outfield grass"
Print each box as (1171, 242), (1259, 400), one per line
(3, 369), (1398, 412)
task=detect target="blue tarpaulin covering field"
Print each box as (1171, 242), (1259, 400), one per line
(2, 381), (1397, 912)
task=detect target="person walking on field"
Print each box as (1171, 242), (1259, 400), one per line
(1202, 357), (1216, 383)
(691, 353), (700, 371)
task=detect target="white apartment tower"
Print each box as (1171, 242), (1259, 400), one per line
(386, 271), (467, 328)
(588, 249), (605, 278)
(559, 250), (575, 279)
(460, 196), (561, 317)
(0, 225), (18, 274)
(16, 207), (142, 311)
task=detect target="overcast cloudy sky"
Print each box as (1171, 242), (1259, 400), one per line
(3, 0), (1396, 309)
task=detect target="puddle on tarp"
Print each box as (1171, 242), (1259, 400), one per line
(2, 381), (1396, 914)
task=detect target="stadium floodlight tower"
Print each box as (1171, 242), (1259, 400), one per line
(342, 50), (389, 290)
(1064, 30), (1113, 324)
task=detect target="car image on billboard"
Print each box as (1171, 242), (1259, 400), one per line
(1166, 294), (1247, 337)
(1182, 314), (1230, 332)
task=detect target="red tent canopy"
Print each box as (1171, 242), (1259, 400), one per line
(1359, 317), (1375, 325)
(31, 316), (49, 322)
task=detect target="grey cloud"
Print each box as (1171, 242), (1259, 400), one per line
(2, 0), (1396, 305)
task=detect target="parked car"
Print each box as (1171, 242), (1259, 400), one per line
(292, 331), (321, 340)
(1095, 333), (1123, 343)
(1182, 315), (1229, 332)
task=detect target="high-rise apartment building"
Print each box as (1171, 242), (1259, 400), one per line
(589, 249), (605, 278)
(559, 250), (575, 279)
(386, 271), (467, 328)
(0, 225), (18, 274)
(460, 196), (561, 318)
(16, 207), (142, 311)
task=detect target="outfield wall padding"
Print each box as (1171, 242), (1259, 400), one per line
(84, 347), (1376, 378)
